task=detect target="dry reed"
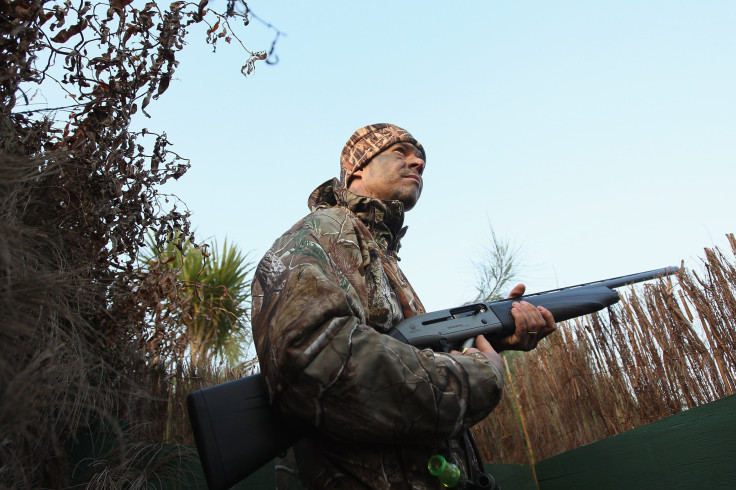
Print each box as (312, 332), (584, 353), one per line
(473, 235), (736, 464)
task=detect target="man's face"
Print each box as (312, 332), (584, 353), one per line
(348, 142), (425, 210)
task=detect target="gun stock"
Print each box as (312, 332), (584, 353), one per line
(187, 266), (680, 489)
(187, 374), (301, 490)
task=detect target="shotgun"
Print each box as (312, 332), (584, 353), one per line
(187, 266), (679, 489)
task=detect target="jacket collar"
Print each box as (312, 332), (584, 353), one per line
(308, 178), (407, 253)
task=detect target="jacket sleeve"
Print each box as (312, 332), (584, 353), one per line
(251, 211), (504, 444)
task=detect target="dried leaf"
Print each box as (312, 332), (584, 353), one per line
(110, 0), (135, 9)
(197, 0), (209, 20)
(207, 19), (220, 36)
(157, 74), (170, 95)
(38, 10), (54, 26)
(51, 22), (81, 43)
(141, 92), (152, 117)
(122, 25), (138, 45)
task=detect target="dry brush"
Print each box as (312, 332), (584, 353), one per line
(1, 1), (269, 487)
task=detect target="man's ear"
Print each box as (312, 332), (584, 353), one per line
(348, 167), (364, 191)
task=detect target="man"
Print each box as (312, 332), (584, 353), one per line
(252, 123), (556, 489)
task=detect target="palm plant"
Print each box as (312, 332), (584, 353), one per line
(142, 235), (254, 370)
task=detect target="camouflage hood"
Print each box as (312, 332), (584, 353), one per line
(308, 178), (408, 253)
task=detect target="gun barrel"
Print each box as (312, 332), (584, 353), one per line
(594, 266), (680, 290)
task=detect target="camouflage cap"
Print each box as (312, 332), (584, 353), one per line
(340, 123), (426, 187)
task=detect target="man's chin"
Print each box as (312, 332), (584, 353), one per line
(401, 195), (420, 211)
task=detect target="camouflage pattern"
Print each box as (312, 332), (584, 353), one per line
(252, 179), (503, 489)
(340, 123), (427, 186)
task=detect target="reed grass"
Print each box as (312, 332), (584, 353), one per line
(473, 235), (736, 464)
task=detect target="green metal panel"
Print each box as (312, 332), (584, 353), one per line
(484, 463), (538, 489)
(535, 394), (736, 490)
(234, 462), (275, 489)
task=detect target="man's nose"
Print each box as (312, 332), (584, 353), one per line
(408, 155), (425, 173)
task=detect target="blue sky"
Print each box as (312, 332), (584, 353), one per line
(139, 0), (735, 310)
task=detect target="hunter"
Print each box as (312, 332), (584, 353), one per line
(251, 123), (556, 489)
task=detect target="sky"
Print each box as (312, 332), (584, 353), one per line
(134, 0), (735, 311)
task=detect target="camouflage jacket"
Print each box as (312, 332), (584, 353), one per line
(252, 179), (504, 489)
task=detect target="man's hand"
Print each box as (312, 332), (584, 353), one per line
(492, 284), (557, 352)
(451, 334), (503, 371)
(450, 283), (556, 364)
